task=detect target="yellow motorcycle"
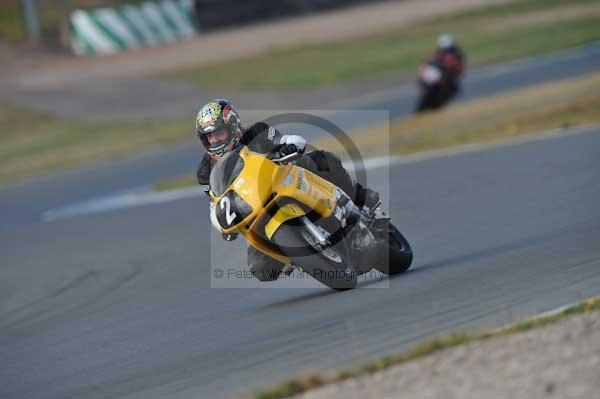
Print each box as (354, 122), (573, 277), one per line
(209, 145), (413, 290)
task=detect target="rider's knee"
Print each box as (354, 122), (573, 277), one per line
(303, 150), (341, 172)
(249, 262), (282, 282)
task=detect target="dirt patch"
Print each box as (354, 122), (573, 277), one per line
(484, 3), (600, 32)
(0, 41), (64, 78)
(291, 310), (600, 399)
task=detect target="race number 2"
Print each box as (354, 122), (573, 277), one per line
(220, 196), (237, 226)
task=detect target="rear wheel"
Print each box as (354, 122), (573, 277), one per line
(271, 222), (357, 291)
(373, 222), (413, 275)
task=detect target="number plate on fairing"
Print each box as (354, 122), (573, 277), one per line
(217, 191), (252, 229)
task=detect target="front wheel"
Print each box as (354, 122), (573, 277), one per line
(416, 90), (432, 112)
(271, 222), (357, 291)
(373, 223), (413, 275)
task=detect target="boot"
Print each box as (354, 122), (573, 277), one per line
(355, 183), (381, 211)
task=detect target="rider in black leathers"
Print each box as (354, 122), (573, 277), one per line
(195, 99), (379, 281)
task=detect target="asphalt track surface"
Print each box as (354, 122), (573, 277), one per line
(2, 125), (600, 399)
(1, 48), (600, 399)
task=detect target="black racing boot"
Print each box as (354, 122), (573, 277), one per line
(355, 183), (381, 212)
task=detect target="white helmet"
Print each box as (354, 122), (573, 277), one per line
(438, 34), (454, 49)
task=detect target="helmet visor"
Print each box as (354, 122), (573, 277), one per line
(199, 126), (235, 158)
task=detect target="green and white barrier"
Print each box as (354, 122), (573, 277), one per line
(70, 0), (197, 56)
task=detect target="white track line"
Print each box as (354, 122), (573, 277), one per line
(43, 123), (600, 222)
(43, 186), (203, 222)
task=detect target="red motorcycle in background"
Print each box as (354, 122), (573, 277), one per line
(416, 36), (466, 112)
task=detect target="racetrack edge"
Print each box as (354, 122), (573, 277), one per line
(252, 296), (600, 399)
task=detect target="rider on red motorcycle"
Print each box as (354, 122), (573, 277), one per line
(429, 34), (466, 96)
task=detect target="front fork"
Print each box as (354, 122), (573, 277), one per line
(300, 216), (330, 248)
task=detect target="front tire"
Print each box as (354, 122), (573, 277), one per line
(271, 222), (357, 291)
(416, 90), (432, 112)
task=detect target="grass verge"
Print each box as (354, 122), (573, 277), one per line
(0, 106), (192, 186)
(153, 173), (198, 192)
(166, 0), (600, 90)
(152, 71), (600, 192)
(253, 297), (600, 399)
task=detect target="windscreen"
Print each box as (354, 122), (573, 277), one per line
(209, 147), (245, 196)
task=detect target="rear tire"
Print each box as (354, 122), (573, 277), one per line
(271, 222), (357, 291)
(373, 223), (413, 275)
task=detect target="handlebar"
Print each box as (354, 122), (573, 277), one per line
(271, 152), (300, 164)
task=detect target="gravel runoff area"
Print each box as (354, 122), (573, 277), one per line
(293, 311), (600, 399)
(5, 0), (511, 88)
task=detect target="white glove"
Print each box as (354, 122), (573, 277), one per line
(280, 135), (306, 153)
